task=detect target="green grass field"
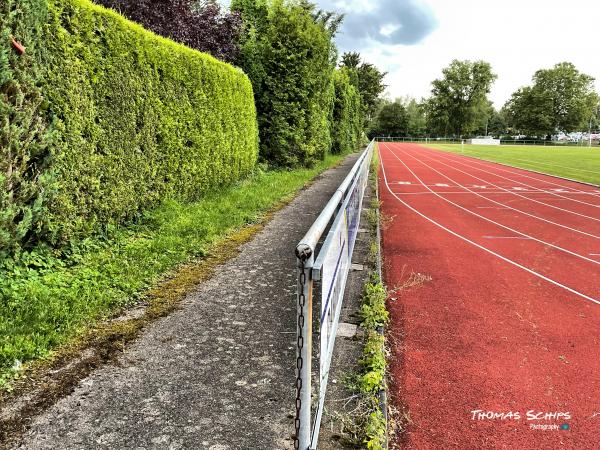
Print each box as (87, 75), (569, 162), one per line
(424, 144), (600, 185)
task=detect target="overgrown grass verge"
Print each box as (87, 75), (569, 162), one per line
(358, 275), (389, 449)
(0, 154), (345, 390)
(339, 274), (388, 450)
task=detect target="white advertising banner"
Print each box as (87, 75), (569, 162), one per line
(319, 211), (349, 378)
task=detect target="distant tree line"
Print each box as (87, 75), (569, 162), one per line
(370, 60), (599, 140)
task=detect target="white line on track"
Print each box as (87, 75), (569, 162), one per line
(397, 146), (600, 239)
(378, 145), (600, 306)
(432, 145), (600, 192)
(414, 147), (600, 222)
(483, 236), (532, 240)
(390, 191), (600, 196)
(382, 143), (600, 265)
(423, 148), (600, 207)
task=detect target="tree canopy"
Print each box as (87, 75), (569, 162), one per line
(232, 0), (337, 166)
(426, 59), (496, 137)
(370, 99), (409, 138)
(339, 52), (386, 124)
(93, 0), (243, 63)
(504, 62), (597, 137)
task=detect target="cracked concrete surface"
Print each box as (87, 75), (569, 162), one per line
(14, 153), (363, 450)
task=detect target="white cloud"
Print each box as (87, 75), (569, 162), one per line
(320, 0), (438, 47)
(324, 0), (600, 107)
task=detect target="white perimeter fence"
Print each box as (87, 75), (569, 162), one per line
(293, 140), (374, 450)
(376, 136), (600, 147)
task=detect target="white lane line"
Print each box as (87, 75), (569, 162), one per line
(477, 206), (510, 210)
(392, 190), (600, 196)
(426, 149), (600, 207)
(395, 146), (600, 240)
(435, 147), (600, 193)
(414, 147), (600, 222)
(419, 145), (600, 204)
(379, 147), (600, 306)
(483, 236), (532, 240)
(590, 253), (600, 256)
(383, 143), (600, 264)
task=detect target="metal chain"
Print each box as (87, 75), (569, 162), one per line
(294, 261), (306, 450)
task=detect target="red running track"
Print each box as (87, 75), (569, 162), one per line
(379, 142), (600, 449)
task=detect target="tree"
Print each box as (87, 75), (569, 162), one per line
(339, 52), (386, 125)
(331, 69), (362, 153)
(93, 0), (243, 63)
(370, 99), (409, 138)
(340, 52), (361, 69)
(487, 109), (508, 136)
(404, 97), (427, 137)
(232, 0), (336, 167)
(426, 60), (497, 136)
(1, 0), (55, 254)
(504, 62), (597, 137)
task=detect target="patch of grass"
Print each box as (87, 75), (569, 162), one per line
(0, 154), (345, 387)
(424, 144), (600, 185)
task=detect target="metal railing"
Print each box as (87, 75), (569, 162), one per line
(375, 136), (600, 147)
(294, 140), (374, 450)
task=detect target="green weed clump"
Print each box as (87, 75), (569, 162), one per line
(1, 0), (258, 255)
(351, 274), (389, 450)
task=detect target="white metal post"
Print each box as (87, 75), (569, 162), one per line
(296, 255), (313, 450)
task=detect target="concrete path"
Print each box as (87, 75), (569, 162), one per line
(14, 153), (361, 450)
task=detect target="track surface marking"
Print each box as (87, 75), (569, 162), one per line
(380, 143), (600, 449)
(418, 146), (600, 218)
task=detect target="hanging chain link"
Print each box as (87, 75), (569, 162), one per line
(294, 260), (307, 450)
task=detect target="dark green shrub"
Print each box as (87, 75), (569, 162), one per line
(331, 68), (361, 154)
(0, 0), (258, 254)
(233, 0), (335, 167)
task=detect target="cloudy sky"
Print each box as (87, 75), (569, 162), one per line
(318, 0), (599, 108)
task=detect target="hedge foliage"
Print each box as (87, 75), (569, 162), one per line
(0, 0), (54, 257)
(331, 68), (362, 154)
(0, 0), (258, 255)
(233, 0), (337, 167)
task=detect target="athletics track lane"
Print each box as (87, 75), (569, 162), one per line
(379, 142), (600, 449)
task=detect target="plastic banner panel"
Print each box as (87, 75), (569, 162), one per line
(319, 211), (350, 377)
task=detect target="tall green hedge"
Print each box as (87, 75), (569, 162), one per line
(0, 0), (258, 255)
(233, 0), (335, 167)
(332, 68), (361, 154)
(0, 0), (53, 257)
